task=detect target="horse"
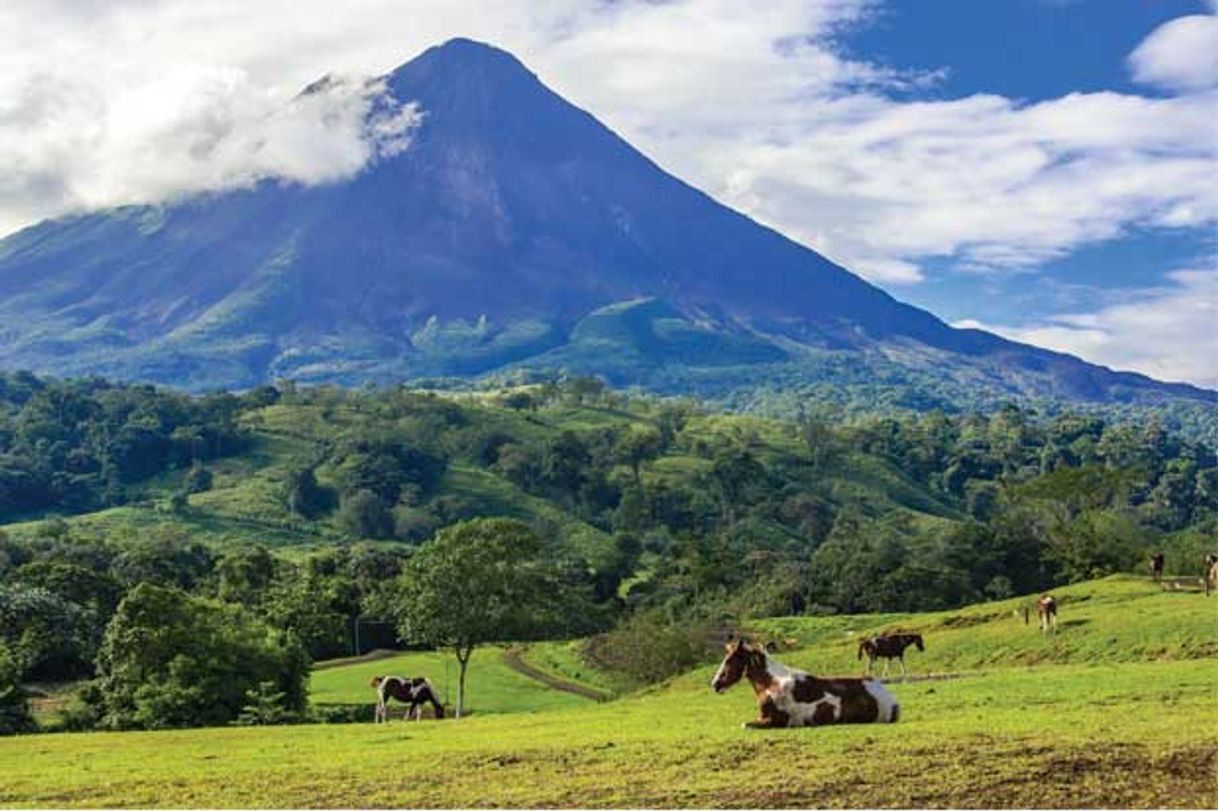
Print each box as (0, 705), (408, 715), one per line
(858, 632), (924, 678)
(711, 637), (899, 728)
(1206, 553), (1218, 597)
(1149, 552), (1165, 583)
(1036, 594), (1058, 634)
(370, 675), (445, 722)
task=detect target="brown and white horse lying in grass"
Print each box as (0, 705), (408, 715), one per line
(858, 632), (924, 677)
(371, 675), (445, 722)
(711, 637), (899, 729)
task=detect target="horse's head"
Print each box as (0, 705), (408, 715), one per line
(711, 636), (763, 693)
(911, 633), (925, 652)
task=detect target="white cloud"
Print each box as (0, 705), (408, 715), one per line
(0, 60), (420, 232)
(1, 1), (1213, 277)
(1128, 14), (1218, 92)
(955, 270), (1218, 389)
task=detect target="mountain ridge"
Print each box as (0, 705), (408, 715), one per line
(0, 37), (1213, 406)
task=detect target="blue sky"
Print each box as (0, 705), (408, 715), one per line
(0, 0), (1215, 385)
(841, 1), (1216, 339)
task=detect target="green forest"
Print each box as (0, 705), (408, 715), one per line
(1, 371), (1216, 731)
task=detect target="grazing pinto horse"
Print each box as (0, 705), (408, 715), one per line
(711, 637), (898, 728)
(1149, 553), (1165, 583)
(1036, 595), (1058, 634)
(858, 632), (924, 678)
(371, 676), (444, 722)
(1206, 553), (1218, 597)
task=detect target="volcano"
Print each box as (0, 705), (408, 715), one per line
(0, 38), (1211, 408)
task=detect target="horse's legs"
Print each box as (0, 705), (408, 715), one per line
(882, 658), (890, 678)
(374, 700), (385, 724)
(898, 656), (908, 676)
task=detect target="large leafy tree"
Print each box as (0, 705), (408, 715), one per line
(93, 583), (308, 729)
(0, 641), (35, 735)
(394, 518), (584, 717)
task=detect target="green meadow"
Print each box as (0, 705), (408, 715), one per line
(309, 648), (591, 715)
(2, 575), (1215, 808)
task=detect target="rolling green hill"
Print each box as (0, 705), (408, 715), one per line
(2, 576), (1214, 808)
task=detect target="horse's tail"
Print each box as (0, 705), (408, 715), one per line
(858, 640), (869, 660)
(369, 675), (384, 689)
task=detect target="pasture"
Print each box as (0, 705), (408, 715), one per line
(2, 576), (1215, 808)
(310, 648), (592, 715)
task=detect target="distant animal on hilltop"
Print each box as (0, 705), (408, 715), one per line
(371, 675), (445, 722)
(858, 632), (925, 678)
(1037, 595), (1058, 634)
(711, 637), (899, 728)
(1149, 553), (1165, 583)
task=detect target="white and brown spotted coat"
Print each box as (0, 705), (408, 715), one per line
(711, 638), (899, 728)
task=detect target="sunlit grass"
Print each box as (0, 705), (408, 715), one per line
(2, 575), (1214, 807)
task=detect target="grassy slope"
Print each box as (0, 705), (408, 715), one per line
(309, 649), (590, 715)
(0, 396), (958, 556)
(2, 576), (1215, 808)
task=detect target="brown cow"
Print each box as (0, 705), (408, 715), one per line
(711, 637), (899, 728)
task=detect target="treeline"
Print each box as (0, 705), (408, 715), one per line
(0, 372), (258, 518)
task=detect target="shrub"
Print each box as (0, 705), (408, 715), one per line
(586, 610), (717, 687)
(184, 465), (214, 494)
(0, 642), (35, 735)
(94, 584), (309, 729)
(235, 681), (292, 726)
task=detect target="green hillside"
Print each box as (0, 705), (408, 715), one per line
(309, 648), (591, 715)
(2, 576), (1214, 808)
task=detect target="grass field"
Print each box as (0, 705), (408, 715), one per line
(2, 576), (1215, 808)
(309, 648), (593, 715)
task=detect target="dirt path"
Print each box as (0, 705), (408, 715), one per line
(501, 648), (612, 702)
(313, 649), (403, 671)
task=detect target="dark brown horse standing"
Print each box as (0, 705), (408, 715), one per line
(858, 632), (924, 678)
(711, 637), (899, 728)
(371, 675), (445, 722)
(1149, 553), (1165, 583)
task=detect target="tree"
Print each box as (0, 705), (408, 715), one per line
(339, 489), (393, 539)
(0, 583), (96, 679)
(284, 467), (327, 518)
(217, 546), (277, 607)
(615, 428), (663, 484)
(394, 518), (584, 718)
(0, 641), (35, 735)
(184, 464), (213, 494)
(93, 584), (308, 729)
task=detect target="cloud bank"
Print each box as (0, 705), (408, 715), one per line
(957, 270), (1218, 389)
